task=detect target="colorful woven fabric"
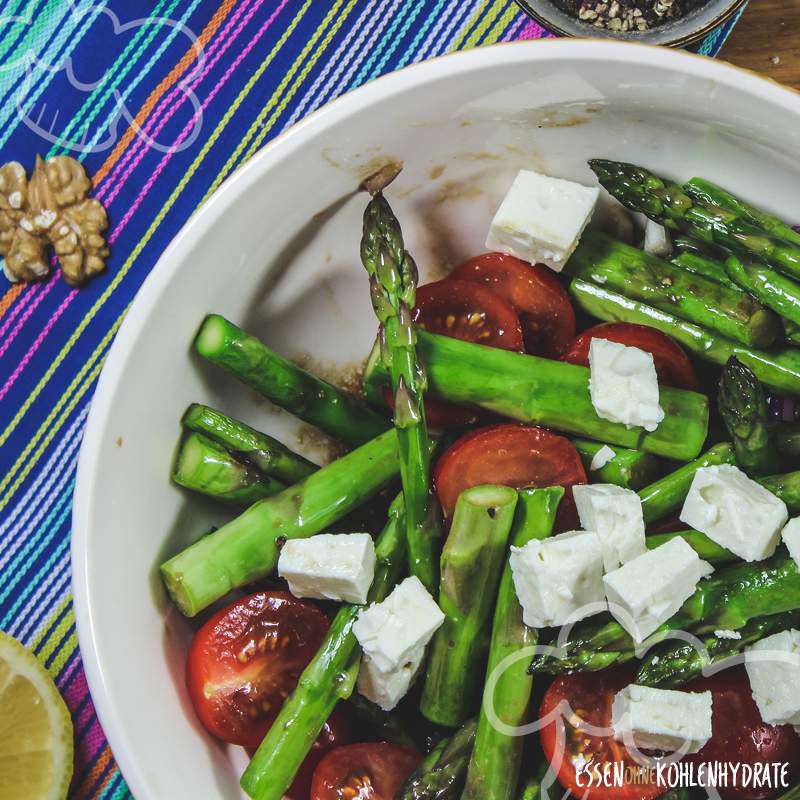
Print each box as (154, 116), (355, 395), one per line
(0, 2), (739, 797)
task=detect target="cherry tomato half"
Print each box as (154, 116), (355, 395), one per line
(562, 322), (698, 391)
(451, 252), (576, 357)
(539, 668), (665, 800)
(382, 278), (525, 428)
(433, 424), (586, 531)
(186, 591), (329, 748)
(686, 668), (800, 800)
(310, 742), (422, 799)
(413, 278), (525, 352)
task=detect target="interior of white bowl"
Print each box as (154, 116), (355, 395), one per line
(72, 41), (800, 799)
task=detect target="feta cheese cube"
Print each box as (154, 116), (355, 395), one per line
(714, 629), (741, 640)
(643, 220), (672, 258)
(679, 464), (788, 562)
(353, 576), (444, 673)
(781, 517), (800, 569)
(573, 484), (646, 571)
(612, 684), (713, 754)
(590, 445), (616, 471)
(603, 537), (713, 642)
(509, 530), (605, 628)
(745, 629), (800, 726)
(357, 649), (424, 711)
(485, 169), (599, 271)
(589, 338), (664, 432)
(278, 533), (376, 605)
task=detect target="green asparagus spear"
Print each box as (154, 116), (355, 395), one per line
(172, 431), (285, 504)
(758, 470), (800, 513)
(589, 160), (800, 282)
(195, 314), (388, 446)
(776, 422), (800, 456)
(517, 764), (554, 800)
(240, 496), (407, 800)
(463, 488), (563, 800)
(724, 254), (800, 334)
(161, 429), (399, 617)
(565, 232), (778, 348)
(182, 403), (316, 483)
(529, 551), (800, 675)
(572, 439), (660, 490)
(718, 356), (778, 475)
(776, 783), (800, 800)
(636, 610), (800, 689)
(684, 177), (800, 246)
(569, 278), (800, 396)
(363, 330), (709, 461)
(398, 719), (477, 800)
(360, 193), (438, 595)
(421, 485), (518, 727)
(671, 252), (740, 290)
(637, 443), (735, 525)
(645, 530), (736, 565)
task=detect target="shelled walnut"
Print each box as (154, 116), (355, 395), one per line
(0, 155), (109, 286)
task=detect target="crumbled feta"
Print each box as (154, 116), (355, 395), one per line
(588, 338), (664, 432)
(573, 484), (646, 571)
(679, 464), (788, 562)
(509, 530), (605, 628)
(590, 445), (616, 471)
(353, 576), (444, 673)
(745, 629), (800, 726)
(603, 537), (713, 642)
(278, 533), (376, 605)
(357, 649), (424, 711)
(781, 517), (800, 569)
(714, 629), (741, 640)
(643, 220), (672, 258)
(612, 684), (713, 754)
(485, 169), (599, 272)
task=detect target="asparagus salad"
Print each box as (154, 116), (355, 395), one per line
(160, 162), (800, 800)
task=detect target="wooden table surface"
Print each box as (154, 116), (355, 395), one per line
(720, 0), (800, 90)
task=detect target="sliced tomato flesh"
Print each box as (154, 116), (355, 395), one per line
(413, 278), (525, 352)
(186, 591), (329, 749)
(539, 668), (665, 800)
(433, 423), (586, 531)
(310, 742), (422, 800)
(562, 322), (699, 390)
(380, 278), (524, 428)
(686, 668), (800, 800)
(451, 252), (576, 357)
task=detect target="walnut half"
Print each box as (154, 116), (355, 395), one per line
(0, 155), (110, 287)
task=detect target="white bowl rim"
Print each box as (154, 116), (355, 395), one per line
(71, 39), (800, 797)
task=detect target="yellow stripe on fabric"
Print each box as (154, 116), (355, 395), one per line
(448, 0), (491, 50)
(0, 3), (315, 498)
(205, 0), (356, 200)
(31, 596), (72, 652)
(484, 2), (520, 43)
(33, 606), (73, 665)
(46, 630), (77, 680)
(0, 318), (121, 507)
(461, 0), (506, 49)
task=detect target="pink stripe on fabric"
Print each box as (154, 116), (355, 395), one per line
(113, 0), (289, 237)
(95, 0), (261, 202)
(517, 18), (550, 38)
(0, 283), (73, 403)
(501, 14), (527, 40)
(0, 281), (39, 340)
(0, 274), (58, 360)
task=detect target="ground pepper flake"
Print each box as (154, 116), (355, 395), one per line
(554, 0), (709, 31)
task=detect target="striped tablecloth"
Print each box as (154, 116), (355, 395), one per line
(0, 2), (741, 797)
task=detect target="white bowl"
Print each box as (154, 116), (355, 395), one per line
(72, 40), (800, 799)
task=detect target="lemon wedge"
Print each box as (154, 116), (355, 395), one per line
(0, 631), (73, 800)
